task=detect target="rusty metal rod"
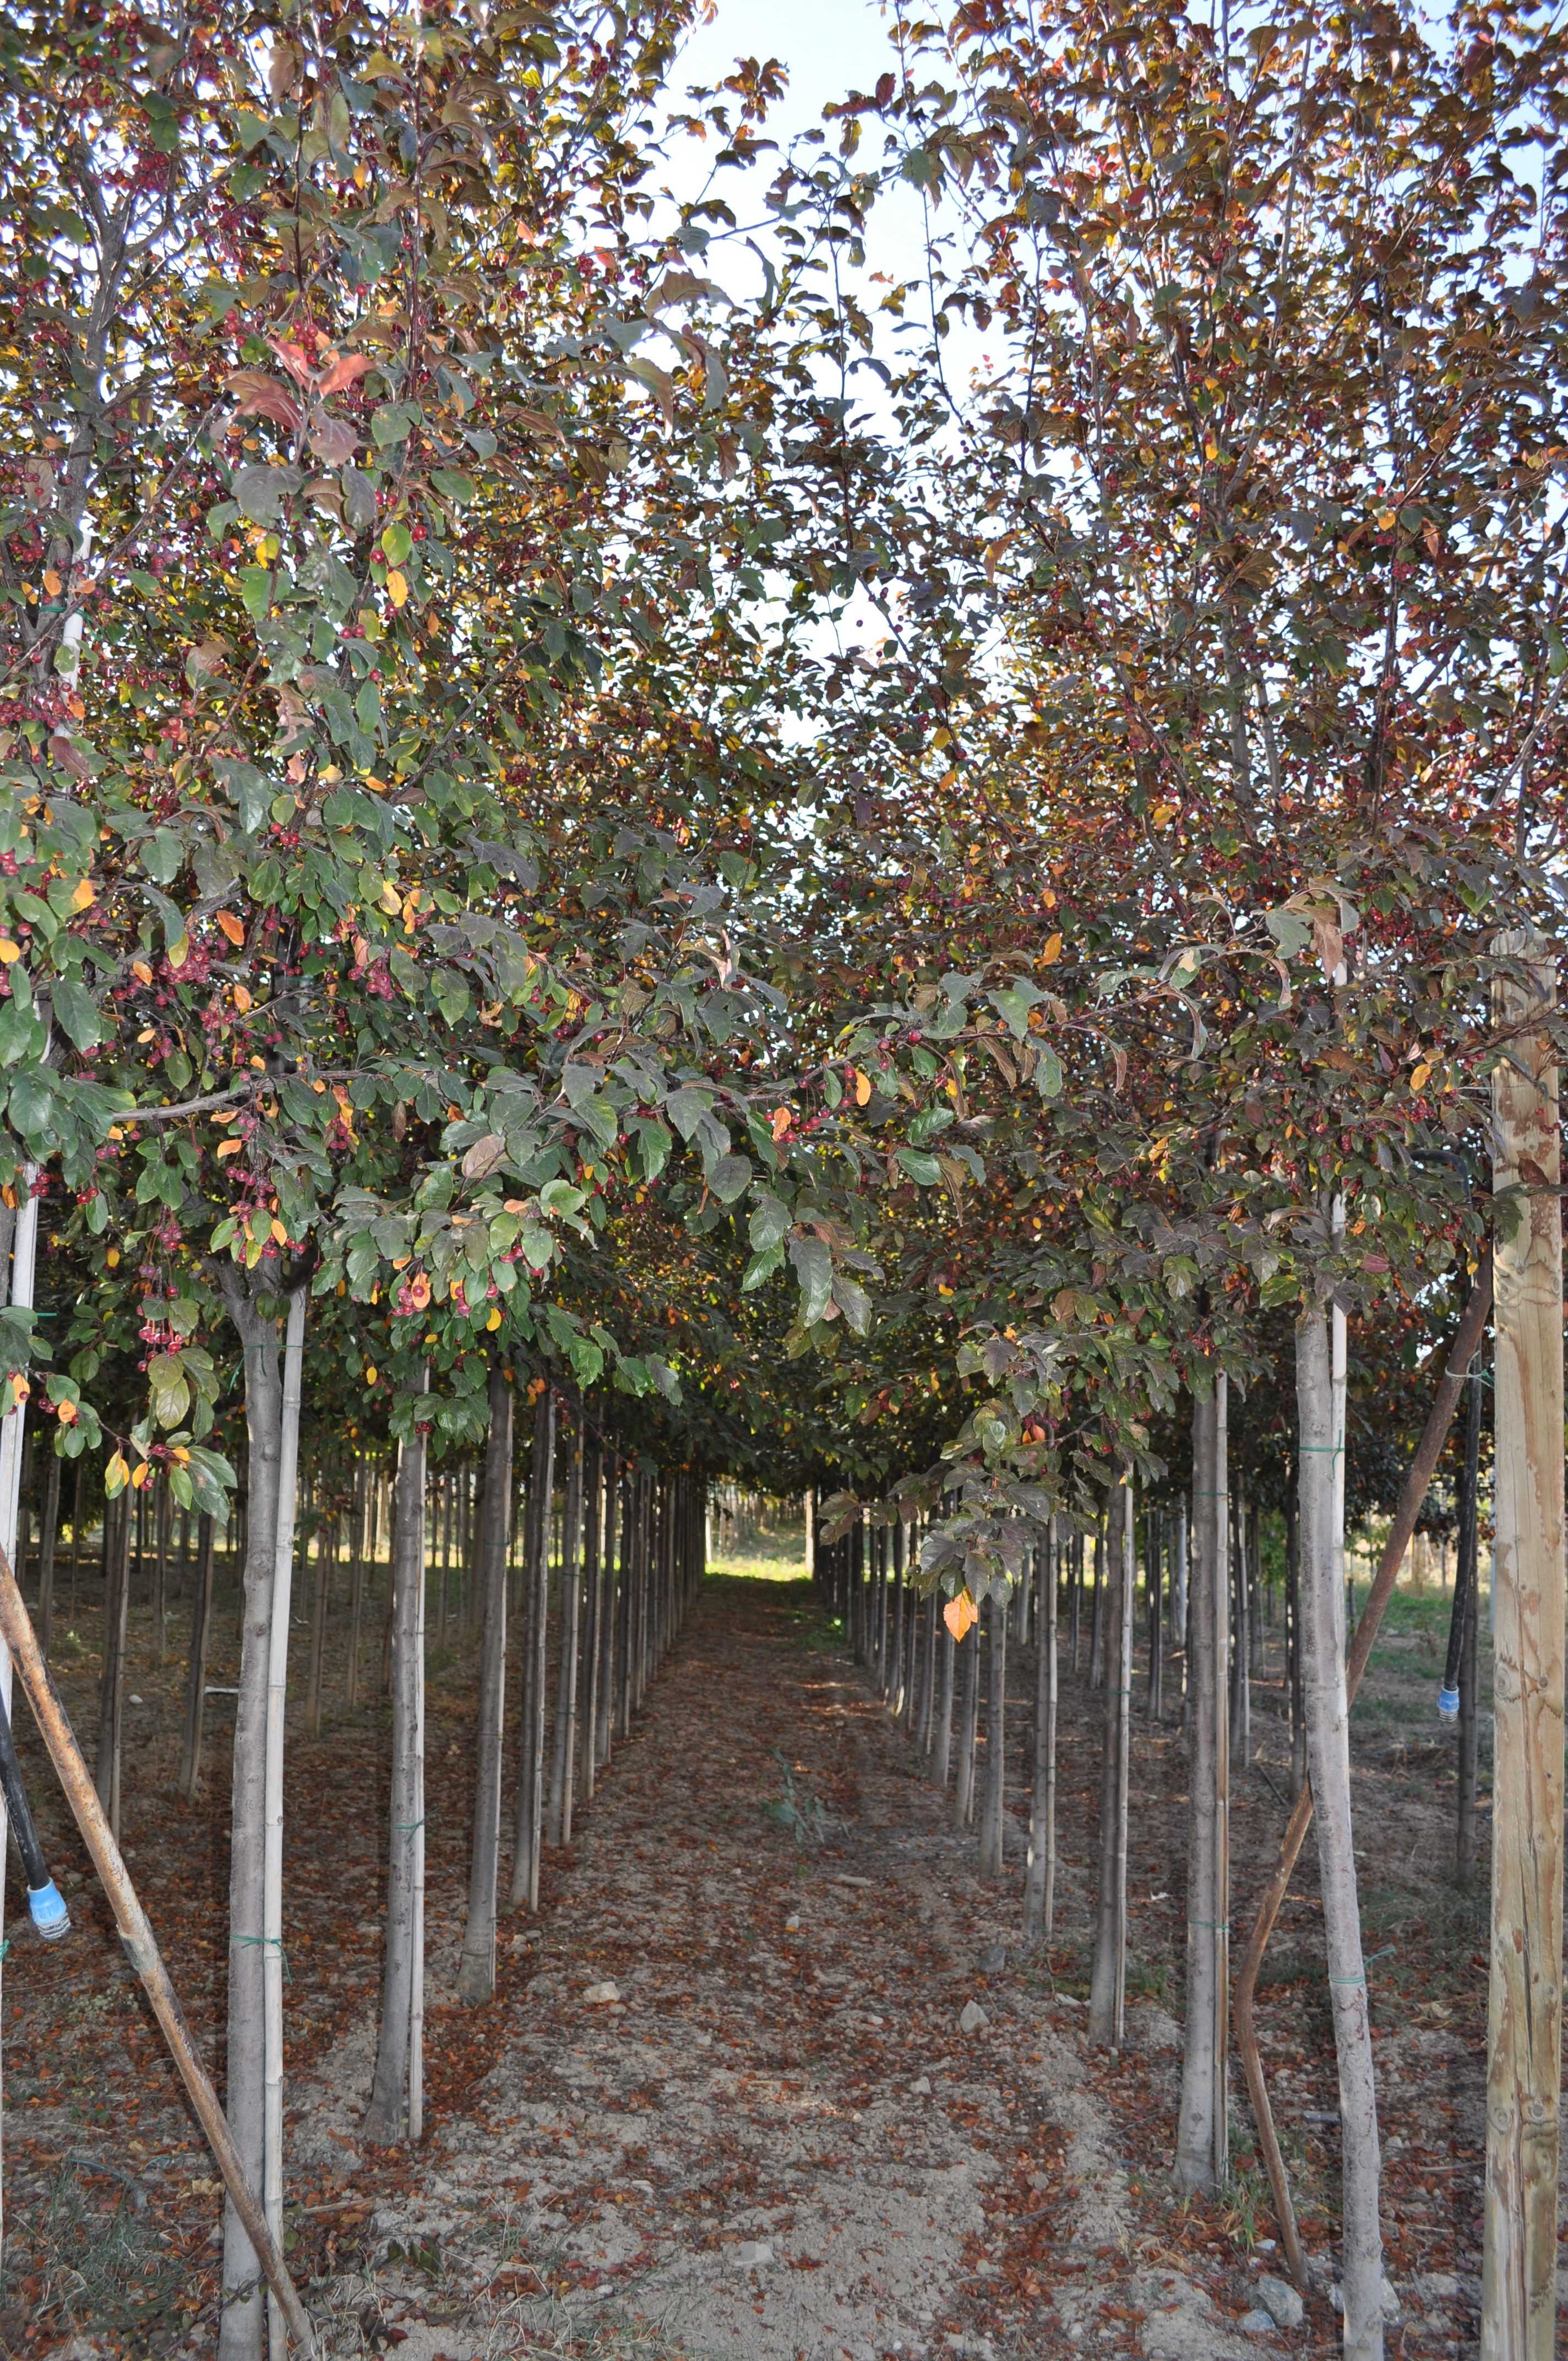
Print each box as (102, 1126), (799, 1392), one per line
(0, 1538), (315, 2352)
(1233, 1253), (1493, 2290)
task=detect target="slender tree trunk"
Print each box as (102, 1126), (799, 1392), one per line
(579, 1444), (601, 1804)
(457, 1362), (514, 2003)
(595, 1456), (618, 1772)
(178, 1514), (216, 1802)
(1088, 1519), (1105, 1687)
(34, 1448), (60, 1659)
(978, 1587), (1008, 1879)
(67, 1456), (83, 1626)
(1483, 931), (1564, 2361)
(1449, 1341), (1484, 1887)
(933, 1620), (955, 1788)
(1148, 1512), (1163, 1721)
(346, 1457), (366, 1709)
(1298, 1296), (1383, 2361)
(510, 1390), (556, 1911)
(1023, 1524), (1058, 1945)
(1177, 1372), (1230, 2192)
(215, 1276), (286, 2361)
(94, 1493), (130, 1841)
(306, 1502), (329, 1741)
(262, 1288), (304, 2355)
(954, 1611), (981, 1825)
(1231, 1495), (1251, 1759)
(1286, 1483), (1306, 1802)
(1089, 1477), (1133, 2047)
(547, 1421), (584, 1848)
(918, 1589), (937, 1752)
(363, 1392), (429, 2145)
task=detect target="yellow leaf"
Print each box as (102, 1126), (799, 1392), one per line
(364, 1364), (378, 1384)
(131, 1460), (150, 1489)
(216, 1138), (243, 1159)
(233, 982), (252, 1013)
(379, 879), (401, 914)
(1041, 932), (1063, 965)
(944, 1588), (979, 1642)
(1204, 436), (1218, 461)
(854, 1069), (872, 1106)
(43, 567), (61, 596)
(1151, 802), (1178, 826)
(270, 1218), (288, 1244)
(216, 909), (245, 946)
(1409, 1061), (1431, 1092)
(9, 1372), (26, 1408)
(132, 959), (154, 984)
(486, 1305), (503, 1331)
(0, 942), (21, 965)
(385, 567), (408, 607)
(70, 877), (96, 911)
(105, 1450), (130, 1497)
(167, 934), (189, 969)
(57, 1397), (77, 1424)
(1378, 509), (1397, 531)
(105, 1246), (120, 1268)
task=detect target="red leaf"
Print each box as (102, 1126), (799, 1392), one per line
(318, 350), (374, 395)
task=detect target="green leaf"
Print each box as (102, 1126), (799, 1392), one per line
(1035, 1046), (1063, 1100)
(788, 1232), (833, 1325)
(51, 976), (102, 1051)
(238, 565), (274, 621)
(707, 1153), (751, 1203)
(431, 469), (476, 504)
(896, 1147), (942, 1185)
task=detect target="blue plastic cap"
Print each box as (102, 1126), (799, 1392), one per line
(1436, 1686), (1460, 1721)
(27, 1881), (70, 1940)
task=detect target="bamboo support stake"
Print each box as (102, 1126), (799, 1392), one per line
(1236, 1257), (1493, 2288)
(0, 1541), (313, 2349)
(1484, 932), (1563, 2361)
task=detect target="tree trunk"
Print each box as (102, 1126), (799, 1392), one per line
(1231, 1494), (1250, 1760)
(1298, 1295), (1383, 2361)
(177, 1514), (216, 1802)
(547, 1421), (584, 1847)
(579, 1443), (602, 1805)
(1023, 1524), (1058, 1946)
(509, 1390), (556, 1911)
(363, 1395), (429, 2145)
(932, 1620), (955, 1788)
(261, 1286), (304, 2353)
(346, 1457), (366, 1709)
(34, 1447), (60, 1659)
(305, 1502), (329, 1741)
(953, 1609), (981, 1825)
(1089, 1477), (1133, 2047)
(1088, 1518), (1105, 1687)
(978, 1587), (1008, 1879)
(1286, 1483), (1306, 1801)
(595, 1456), (618, 1772)
(1147, 1511), (1163, 1721)
(1483, 929), (1564, 2361)
(1177, 1371), (1230, 2193)
(94, 1492), (130, 1841)
(1447, 1339), (1484, 1887)
(215, 1274), (286, 2361)
(457, 1362), (514, 2003)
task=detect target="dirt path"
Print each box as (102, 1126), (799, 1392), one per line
(308, 1575), (1280, 2361)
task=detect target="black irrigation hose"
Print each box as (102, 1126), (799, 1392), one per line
(0, 1680), (69, 1938)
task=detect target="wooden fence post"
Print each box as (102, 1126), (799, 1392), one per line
(1483, 929), (1564, 2361)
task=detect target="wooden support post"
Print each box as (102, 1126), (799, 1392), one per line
(1484, 931), (1564, 2361)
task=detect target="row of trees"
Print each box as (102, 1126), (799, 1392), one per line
(1, 0), (1564, 2354)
